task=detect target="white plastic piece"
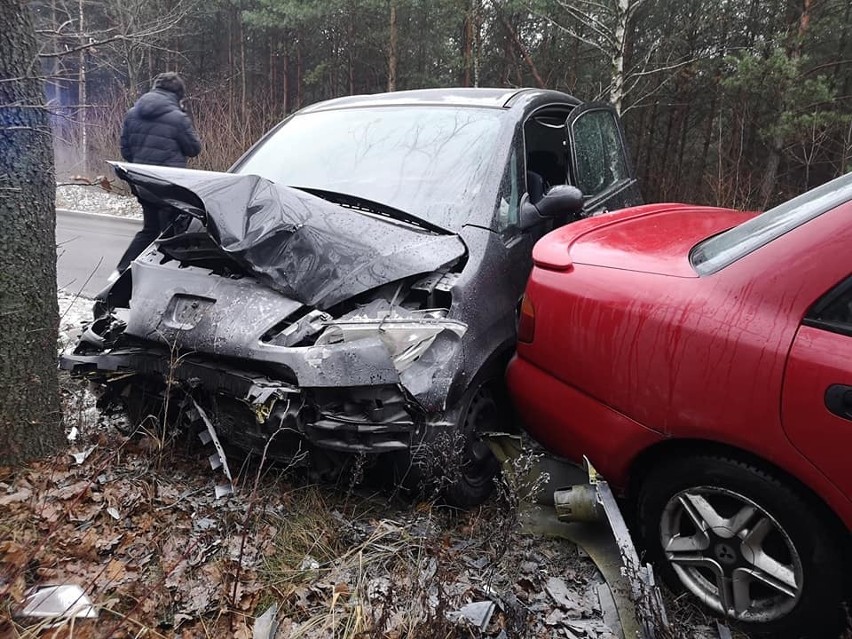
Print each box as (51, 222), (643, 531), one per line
(20, 585), (98, 620)
(253, 604), (279, 639)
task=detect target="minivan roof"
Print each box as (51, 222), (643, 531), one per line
(298, 87), (582, 113)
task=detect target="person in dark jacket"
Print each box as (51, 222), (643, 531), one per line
(112, 72), (201, 277)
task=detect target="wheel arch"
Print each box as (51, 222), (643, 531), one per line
(626, 438), (850, 545)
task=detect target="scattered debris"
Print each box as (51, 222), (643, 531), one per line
(0, 290), (736, 638)
(546, 576), (585, 613)
(253, 603), (278, 639)
(454, 600), (496, 629)
(19, 584), (98, 622)
(70, 446), (95, 465)
(554, 460), (670, 639)
(717, 621), (734, 639)
(191, 397), (235, 499)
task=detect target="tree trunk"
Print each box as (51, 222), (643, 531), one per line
(609, 0), (629, 114)
(240, 17), (247, 119)
(0, 0), (63, 466)
(388, 1), (398, 92)
(499, 14), (545, 88)
(296, 37), (303, 109)
(462, 11), (472, 87)
(348, 8), (356, 95)
(78, 0), (87, 173)
(759, 0), (812, 208)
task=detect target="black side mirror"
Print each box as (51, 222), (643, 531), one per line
(519, 185), (584, 230)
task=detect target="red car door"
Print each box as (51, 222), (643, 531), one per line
(782, 278), (852, 497)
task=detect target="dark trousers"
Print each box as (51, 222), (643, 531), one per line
(116, 200), (170, 272)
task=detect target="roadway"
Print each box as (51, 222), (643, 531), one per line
(56, 209), (140, 298)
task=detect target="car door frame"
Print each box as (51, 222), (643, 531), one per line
(565, 102), (640, 216)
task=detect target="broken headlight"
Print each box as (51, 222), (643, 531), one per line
(315, 311), (467, 372)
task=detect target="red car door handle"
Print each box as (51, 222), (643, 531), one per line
(825, 385), (852, 421)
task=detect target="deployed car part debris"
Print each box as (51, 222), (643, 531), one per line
(191, 398), (235, 499)
(19, 585), (98, 623)
(554, 461), (668, 639)
(253, 604), (279, 639)
(62, 88), (640, 505)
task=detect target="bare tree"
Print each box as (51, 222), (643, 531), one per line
(530, 0), (644, 112)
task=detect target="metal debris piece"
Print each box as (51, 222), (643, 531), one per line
(191, 398), (235, 498)
(583, 458), (668, 639)
(71, 446), (95, 465)
(554, 483), (604, 522)
(193, 400), (232, 483)
(20, 585), (98, 621)
(716, 622), (733, 639)
(106, 507), (120, 520)
(208, 452), (223, 471)
(193, 517), (217, 532)
(299, 555), (320, 571)
(456, 601), (495, 629)
(253, 603), (279, 639)
(545, 577), (583, 613)
(214, 484), (233, 499)
(565, 620), (590, 636)
(596, 583), (621, 638)
(544, 608), (564, 626)
(66, 426), (79, 442)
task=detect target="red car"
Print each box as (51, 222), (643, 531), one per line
(507, 174), (852, 637)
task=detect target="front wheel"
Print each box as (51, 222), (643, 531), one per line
(637, 455), (844, 638)
(441, 385), (503, 508)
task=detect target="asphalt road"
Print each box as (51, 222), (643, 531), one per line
(56, 209), (141, 298)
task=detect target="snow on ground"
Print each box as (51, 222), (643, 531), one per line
(58, 289), (94, 351)
(56, 185), (142, 219)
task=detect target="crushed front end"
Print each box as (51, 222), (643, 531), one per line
(61, 164), (470, 467)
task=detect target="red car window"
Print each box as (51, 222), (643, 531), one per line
(691, 173), (852, 275)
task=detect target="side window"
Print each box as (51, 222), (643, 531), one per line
(495, 139), (523, 232)
(571, 109), (628, 197)
(805, 277), (852, 337)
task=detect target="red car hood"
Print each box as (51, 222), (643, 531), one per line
(533, 204), (755, 277)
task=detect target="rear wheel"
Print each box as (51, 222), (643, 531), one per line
(637, 455), (844, 638)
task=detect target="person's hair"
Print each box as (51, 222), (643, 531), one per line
(152, 72), (186, 99)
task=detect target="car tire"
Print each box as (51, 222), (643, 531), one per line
(636, 455), (844, 638)
(391, 383), (503, 508)
(441, 385), (503, 508)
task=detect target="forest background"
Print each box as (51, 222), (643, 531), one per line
(31, 0), (852, 208)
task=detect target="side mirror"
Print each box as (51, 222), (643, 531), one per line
(519, 185), (584, 230)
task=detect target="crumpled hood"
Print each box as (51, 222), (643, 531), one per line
(111, 163), (467, 309)
(134, 89), (179, 120)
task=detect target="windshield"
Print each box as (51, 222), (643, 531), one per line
(233, 105), (505, 229)
(691, 172), (852, 275)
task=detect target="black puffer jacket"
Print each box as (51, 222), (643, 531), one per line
(120, 89), (201, 167)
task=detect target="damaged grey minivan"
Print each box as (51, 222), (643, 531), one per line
(62, 88), (640, 506)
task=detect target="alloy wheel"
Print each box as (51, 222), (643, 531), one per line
(659, 486), (804, 623)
